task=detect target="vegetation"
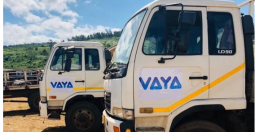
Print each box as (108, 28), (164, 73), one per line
(68, 31), (121, 48)
(3, 31), (121, 69)
(4, 43), (55, 69)
(68, 30), (121, 41)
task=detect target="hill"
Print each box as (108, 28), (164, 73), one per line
(4, 43), (54, 69)
(3, 37), (119, 69)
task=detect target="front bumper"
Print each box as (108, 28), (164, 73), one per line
(103, 110), (134, 132)
(39, 101), (48, 117)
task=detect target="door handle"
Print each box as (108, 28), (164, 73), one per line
(75, 80), (85, 82)
(189, 76), (208, 80)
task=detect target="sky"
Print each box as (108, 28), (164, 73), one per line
(3, 0), (254, 45)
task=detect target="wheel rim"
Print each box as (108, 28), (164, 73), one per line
(33, 96), (40, 108)
(72, 109), (94, 130)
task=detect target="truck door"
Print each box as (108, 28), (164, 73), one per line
(207, 8), (245, 98)
(133, 6), (209, 116)
(84, 47), (104, 92)
(46, 47), (85, 100)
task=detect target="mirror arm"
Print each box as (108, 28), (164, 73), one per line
(103, 64), (110, 74)
(158, 38), (179, 63)
(58, 71), (65, 75)
(177, 4), (184, 34)
(158, 4), (183, 64)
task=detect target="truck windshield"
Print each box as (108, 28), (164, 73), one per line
(111, 10), (146, 64)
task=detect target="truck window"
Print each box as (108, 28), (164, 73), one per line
(207, 12), (235, 55)
(111, 10), (146, 64)
(143, 10), (202, 55)
(50, 48), (82, 71)
(85, 49), (100, 70)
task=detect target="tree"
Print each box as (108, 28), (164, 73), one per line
(42, 49), (47, 55)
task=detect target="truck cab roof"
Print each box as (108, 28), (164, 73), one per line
(137, 0), (238, 14)
(53, 41), (104, 48)
(149, 0), (237, 7)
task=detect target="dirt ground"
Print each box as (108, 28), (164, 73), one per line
(3, 97), (104, 132)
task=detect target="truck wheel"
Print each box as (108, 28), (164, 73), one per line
(65, 101), (102, 132)
(173, 120), (226, 132)
(28, 92), (40, 112)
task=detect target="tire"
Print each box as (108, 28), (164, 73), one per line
(65, 101), (102, 132)
(28, 92), (40, 112)
(173, 120), (226, 132)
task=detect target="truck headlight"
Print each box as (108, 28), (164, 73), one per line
(123, 109), (134, 120)
(113, 107), (123, 118)
(113, 107), (133, 120)
(40, 96), (47, 103)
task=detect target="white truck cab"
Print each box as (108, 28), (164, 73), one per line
(103, 0), (254, 132)
(39, 41), (111, 132)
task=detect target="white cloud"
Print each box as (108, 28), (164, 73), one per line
(85, 0), (91, 4)
(3, 23), (60, 45)
(3, 0), (42, 23)
(25, 13), (43, 23)
(26, 24), (45, 33)
(38, 0), (76, 14)
(111, 28), (122, 32)
(68, 18), (78, 24)
(39, 17), (121, 40)
(3, 21), (121, 45)
(4, 0), (79, 23)
(3, 0), (77, 16)
(3, 0), (121, 45)
(62, 10), (78, 17)
(3, 0), (40, 16)
(41, 17), (74, 31)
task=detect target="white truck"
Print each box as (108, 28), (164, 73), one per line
(103, 0), (254, 132)
(39, 41), (111, 132)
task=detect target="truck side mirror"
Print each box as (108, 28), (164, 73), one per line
(66, 50), (74, 58)
(65, 58), (72, 72)
(180, 11), (196, 25)
(65, 50), (74, 72)
(104, 49), (112, 65)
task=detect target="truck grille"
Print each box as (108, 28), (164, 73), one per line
(104, 92), (111, 112)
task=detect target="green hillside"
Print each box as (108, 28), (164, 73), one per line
(4, 43), (54, 69)
(3, 37), (119, 69)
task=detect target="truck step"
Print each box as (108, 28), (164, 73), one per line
(136, 127), (165, 132)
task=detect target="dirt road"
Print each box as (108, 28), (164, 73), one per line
(3, 97), (103, 132)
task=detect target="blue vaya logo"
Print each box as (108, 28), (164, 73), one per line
(51, 81), (73, 88)
(139, 76), (182, 90)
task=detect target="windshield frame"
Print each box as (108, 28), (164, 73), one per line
(111, 8), (148, 65)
